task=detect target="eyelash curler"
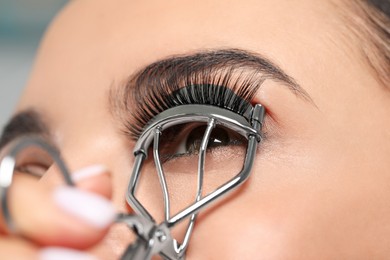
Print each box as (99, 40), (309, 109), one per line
(0, 103), (265, 260)
(119, 103), (265, 259)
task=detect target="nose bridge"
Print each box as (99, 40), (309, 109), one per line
(62, 131), (134, 168)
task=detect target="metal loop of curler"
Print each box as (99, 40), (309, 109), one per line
(124, 104), (265, 259)
(179, 118), (216, 252)
(0, 136), (74, 234)
(153, 127), (171, 222)
(126, 152), (155, 222)
(132, 121), (218, 256)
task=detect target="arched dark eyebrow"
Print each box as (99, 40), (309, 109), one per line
(111, 48), (314, 138)
(0, 110), (50, 150)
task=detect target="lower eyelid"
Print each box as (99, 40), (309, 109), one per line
(208, 144), (247, 157)
(160, 152), (191, 163)
(160, 140), (247, 164)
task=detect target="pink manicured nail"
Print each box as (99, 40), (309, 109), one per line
(53, 186), (115, 229)
(39, 247), (98, 260)
(72, 164), (107, 182)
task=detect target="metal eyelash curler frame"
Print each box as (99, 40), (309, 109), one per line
(119, 103), (265, 260)
(0, 103), (265, 260)
(0, 138), (74, 233)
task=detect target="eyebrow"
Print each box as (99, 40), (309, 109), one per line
(1, 49), (313, 147)
(111, 48), (314, 138)
(0, 110), (50, 150)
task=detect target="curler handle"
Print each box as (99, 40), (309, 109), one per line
(121, 238), (154, 260)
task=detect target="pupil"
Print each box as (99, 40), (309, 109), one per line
(209, 127), (229, 147)
(186, 126), (230, 154)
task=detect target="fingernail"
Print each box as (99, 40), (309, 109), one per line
(39, 247), (98, 260)
(72, 164), (107, 182)
(53, 186), (116, 229)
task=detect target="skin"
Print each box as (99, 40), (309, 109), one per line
(1, 0), (390, 258)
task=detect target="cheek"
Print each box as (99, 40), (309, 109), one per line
(183, 137), (390, 259)
(186, 193), (297, 259)
(187, 183), (390, 259)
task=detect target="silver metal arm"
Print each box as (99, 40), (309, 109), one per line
(0, 137), (74, 233)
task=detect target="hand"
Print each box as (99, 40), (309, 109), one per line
(0, 165), (115, 260)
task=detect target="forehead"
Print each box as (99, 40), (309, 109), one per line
(16, 0), (363, 138)
(19, 0), (339, 97)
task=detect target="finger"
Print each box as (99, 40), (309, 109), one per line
(0, 166), (116, 249)
(0, 236), (36, 259)
(39, 164), (112, 199)
(0, 237), (98, 260)
(72, 165), (112, 199)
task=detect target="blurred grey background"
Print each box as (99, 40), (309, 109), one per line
(0, 0), (67, 129)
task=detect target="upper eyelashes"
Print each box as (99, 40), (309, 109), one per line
(129, 82), (260, 139)
(115, 49), (273, 140)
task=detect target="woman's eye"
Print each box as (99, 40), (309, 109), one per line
(159, 124), (246, 161)
(185, 126), (230, 154)
(15, 163), (49, 179)
(12, 146), (53, 179)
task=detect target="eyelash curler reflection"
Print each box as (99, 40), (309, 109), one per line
(0, 95), (265, 260)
